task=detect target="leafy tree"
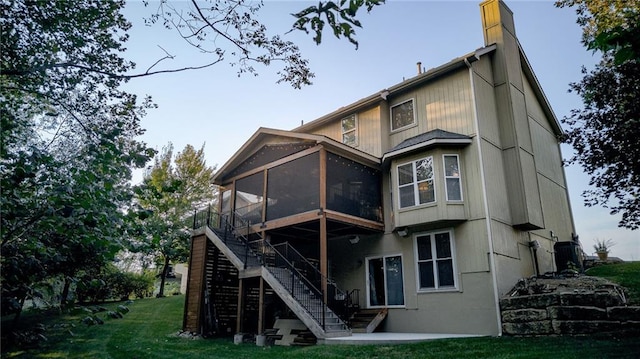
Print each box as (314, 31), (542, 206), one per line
(557, 0), (640, 64)
(556, 0), (640, 229)
(133, 143), (216, 297)
(0, 0), (383, 323)
(1, 0), (154, 322)
(142, 0), (385, 88)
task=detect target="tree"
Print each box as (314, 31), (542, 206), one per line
(557, 0), (640, 64)
(0, 0), (382, 321)
(1, 0), (154, 322)
(133, 143), (216, 297)
(556, 0), (640, 229)
(142, 0), (385, 88)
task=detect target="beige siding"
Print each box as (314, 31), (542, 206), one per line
(529, 232), (556, 274)
(461, 142), (487, 220)
(520, 150), (544, 226)
(481, 142), (511, 223)
(530, 119), (564, 185)
(392, 271), (497, 334)
(357, 106), (383, 157)
(511, 87), (533, 153)
(308, 106), (382, 157)
(534, 175), (574, 242)
(490, 220), (529, 260)
(474, 71), (501, 148)
(454, 219), (490, 273)
(308, 120), (341, 142)
(328, 226), (499, 335)
(388, 69), (475, 151)
(523, 76), (553, 133)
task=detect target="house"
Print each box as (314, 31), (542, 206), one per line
(183, 0), (578, 340)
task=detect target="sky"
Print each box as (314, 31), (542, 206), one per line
(120, 0), (638, 261)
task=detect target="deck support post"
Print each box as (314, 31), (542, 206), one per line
(236, 278), (244, 334)
(319, 147), (328, 306)
(258, 277), (265, 335)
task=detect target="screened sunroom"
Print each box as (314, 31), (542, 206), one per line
(213, 129), (384, 271)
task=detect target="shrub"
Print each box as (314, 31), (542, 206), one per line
(75, 266), (154, 303)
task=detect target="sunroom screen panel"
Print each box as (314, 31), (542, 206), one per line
(266, 153), (320, 221)
(326, 152), (382, 222)
(234, 172), (264, 225)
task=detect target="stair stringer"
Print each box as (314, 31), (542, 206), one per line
(366, 308), (388, 333)
(198, 226), (351, 339)
(260, 267), (351, 339)
(203, 226), (246, 271)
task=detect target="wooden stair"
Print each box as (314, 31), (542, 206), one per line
(350, 308), (388, 333)
(202, 225), (351, 339)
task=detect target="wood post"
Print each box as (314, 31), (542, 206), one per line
(258, 277), (265, 335)
(319, 147), (328, 304)
(236, 278), (244, 333)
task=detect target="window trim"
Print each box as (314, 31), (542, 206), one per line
(365, 253), (406, 308)
(390, 98), (416, 132)
(443, 154), (463, 202)
(413, 229), (459, 292)
(397, 156), (436, 209)
(341, 114), (358, 146)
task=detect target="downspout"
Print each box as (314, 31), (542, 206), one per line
(466, 58), (503, 336)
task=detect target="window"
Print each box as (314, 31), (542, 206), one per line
(367, 255), (405, 307)
(415, 231), (457, 291)
(397, 157), (435, 209)
(390, 99), (415, 131)
(341, 115), (357, 146)
(443, 155), (462, 201)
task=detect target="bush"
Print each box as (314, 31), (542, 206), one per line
(75, 266), (154, 303)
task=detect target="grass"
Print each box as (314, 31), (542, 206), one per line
(586, 261), (640, 304)
(2, 263), (640, 358)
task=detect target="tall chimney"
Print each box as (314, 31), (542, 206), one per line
(416, 62), (422, 75)
(480, 0), (543, 229)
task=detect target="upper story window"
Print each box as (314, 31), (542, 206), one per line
(397, 157), (435, 209)
(341, 115), (357, 146)
(390, 99), (415, 131)
(414, 230), (457, 291)
(443, 155), (462, 201)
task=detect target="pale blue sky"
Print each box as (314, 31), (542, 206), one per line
(121, 0), (638, 260)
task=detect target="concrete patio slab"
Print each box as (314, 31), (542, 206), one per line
(321, 333), (484, 345)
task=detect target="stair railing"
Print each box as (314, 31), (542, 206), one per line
(192, 205), (354, 330)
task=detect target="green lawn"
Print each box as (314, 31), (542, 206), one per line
(3, 263), (640, 358)
(586, 261), (640, 304)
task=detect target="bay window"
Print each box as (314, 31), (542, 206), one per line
(443, 155), (462, 201)
(397, 157), (435, 209)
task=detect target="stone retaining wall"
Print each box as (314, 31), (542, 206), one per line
(500, 277), (640, 336)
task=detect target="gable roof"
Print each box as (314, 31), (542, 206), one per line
(382, 129), (472, 164)
(293, 42), (563, 137)
(293, 45), (496, 133)
(212, 127), (380, 184)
